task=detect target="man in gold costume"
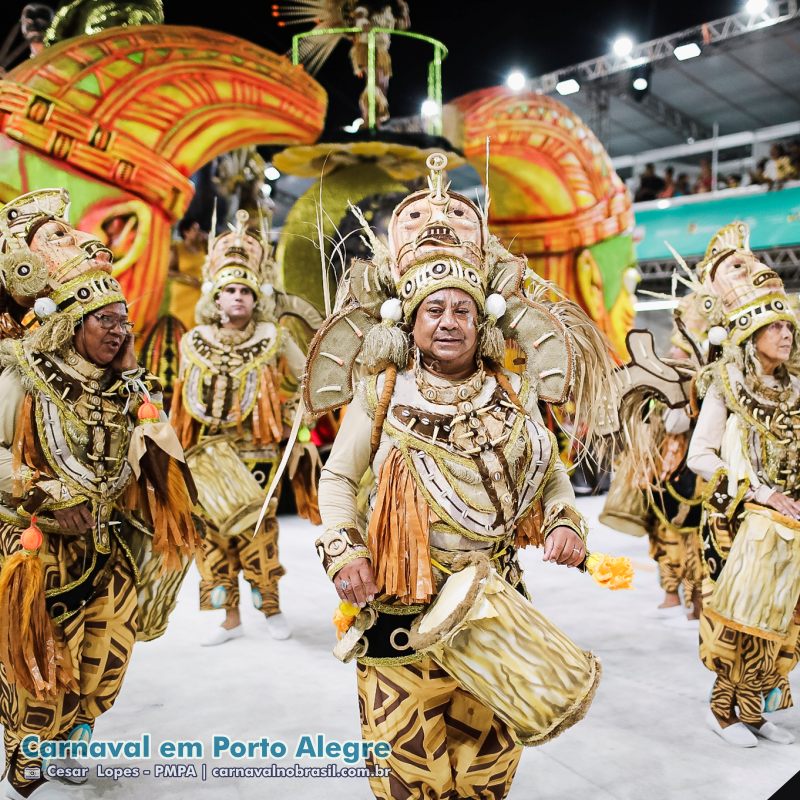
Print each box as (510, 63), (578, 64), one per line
(171, 210), (318, 646)
(307, 154), (615, 798)
(0, 188), (198, 799)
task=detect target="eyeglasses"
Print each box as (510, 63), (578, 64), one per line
(91, 312), (134, 333)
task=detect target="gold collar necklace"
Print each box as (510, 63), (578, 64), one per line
(414, 356), (485, 405)
(216, 320), (256, 347)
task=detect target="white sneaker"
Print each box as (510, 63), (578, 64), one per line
(705, 708), (758, 747)
(201, 624), (244, 647)
(44, 724), (90, 785)
(264, 613), (291, 640)
(643, 603), (684, 619)
(746, 720), (795, 744)
(663, 615), (700, 630)
(3, 779), (73, 798)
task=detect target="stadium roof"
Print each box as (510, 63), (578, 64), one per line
(534, 1), (800, 158)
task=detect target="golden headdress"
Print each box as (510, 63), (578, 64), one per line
(0, 187), (122, 350)
(196, 208), (277, 325)
(303, 152), (619, 451)
(698, 221), (795, 346)
(387, 153), (489, 318)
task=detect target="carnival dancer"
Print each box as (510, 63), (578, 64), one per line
(600, 294), (706, 626)
(0, 188), (199, 799)
(308, 154), (616, 799)
(171, 209), (318, 646)
(646, 295), (708, 626)
(687, 222), (800, 747)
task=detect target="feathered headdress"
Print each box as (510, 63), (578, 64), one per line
(303, 151), (620, 453)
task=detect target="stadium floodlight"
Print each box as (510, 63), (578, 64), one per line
(630, 64), (651, 99)
(673, 41), (702, 61)
(613, 35), (634, 58)
(555, 77), (580, 96)
(420, 99), (439, 118)
(745, 0), (769, 15)
(506, 70), (526, 91)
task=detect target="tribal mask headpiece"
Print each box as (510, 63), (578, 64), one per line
(0, 188), (122, 351)
(388, 153), (489, 318)
(697, 221), (795, 346)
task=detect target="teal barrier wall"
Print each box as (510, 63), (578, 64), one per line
(634, 185), (800, 261)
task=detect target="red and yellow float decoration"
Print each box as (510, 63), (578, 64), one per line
(0, 25), (327, 333)
(450, 87), (637, 358)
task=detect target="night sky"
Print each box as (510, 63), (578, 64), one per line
(2, 0), (740, 126)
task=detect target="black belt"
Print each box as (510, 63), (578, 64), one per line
(360, 581), (529, 666)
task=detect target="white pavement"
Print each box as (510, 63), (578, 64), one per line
(6, 495), (799, 799)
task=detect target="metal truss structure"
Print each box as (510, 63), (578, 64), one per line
(637, 245), (800, 293)
(615, 90), (712, 143)
(529, 1), (799, 95)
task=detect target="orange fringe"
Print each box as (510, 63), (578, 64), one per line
(515, 500), (545, 548)
(11, 395), (48, 498)
(141, 457), (201, 572)
(251, 366), (283, 448)
(367, 448), (433, 605)
(0, 550), (76, 699)
(291, 469), (322, 525)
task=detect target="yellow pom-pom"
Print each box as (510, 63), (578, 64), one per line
(585, 552), (634, 590)
(332, 600), (360, 639)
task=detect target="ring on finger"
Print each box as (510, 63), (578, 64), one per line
(339, 579), (350, 590)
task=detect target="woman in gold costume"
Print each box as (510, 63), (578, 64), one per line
(0, 188), (198, 799)
(687, 222), (800, 747)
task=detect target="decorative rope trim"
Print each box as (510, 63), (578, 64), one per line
(370, 366), (396, 462)
(648, 497), (701, 536)
(542, 502), (589, 543)
(357, 652), (426, 667)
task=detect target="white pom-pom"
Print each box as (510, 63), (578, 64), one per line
(261, 283), (274, 297)
(485, 293), (507, 320)
(33, 297), (57, 319)
(708, 326), (728, 346)
(380, 297), (402, 322)
(201, 280), (213, 295)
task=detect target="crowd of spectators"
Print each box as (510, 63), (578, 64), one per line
(633, 140), (800, 202)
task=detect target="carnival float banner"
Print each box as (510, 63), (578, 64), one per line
(634, 185), (800, 261)
(0, 24), (327, 332)
(449, 87), (637, 359)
